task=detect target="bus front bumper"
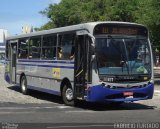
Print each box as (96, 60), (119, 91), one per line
(85, 83), (154, 103)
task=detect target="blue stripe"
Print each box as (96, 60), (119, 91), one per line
(0, 43), (6, 47)
(17, 63), (74, 69)
(0, 48), (5, 51)
(5, 59), (10, 61)
(18, 59), (74, 64)
(27, 85), (61, 96)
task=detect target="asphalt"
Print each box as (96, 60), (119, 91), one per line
(0, 64), (160, 129)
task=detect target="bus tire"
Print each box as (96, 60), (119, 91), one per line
(62, 84), (74, 106)
(20, 76), (28, 95)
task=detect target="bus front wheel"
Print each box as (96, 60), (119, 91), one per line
(20, 76), (28, 95)
(62, 85), (74, 106)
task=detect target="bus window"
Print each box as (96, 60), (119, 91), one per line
(42, 35), (57, 60)
(6, 41), (9, 59)
(18, 38), (29, 59)
(58, 33), (75, 60)
(29, 36), (41, 59)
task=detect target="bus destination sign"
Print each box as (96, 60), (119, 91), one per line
(94, 24), (148, 36)
(102, 27), (138, 35)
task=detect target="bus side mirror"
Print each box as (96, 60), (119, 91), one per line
(91, 43), (95, 54)
(90, 41), (95, 62)
(91, 55), (95, 62)
(88, 33), (95, 53)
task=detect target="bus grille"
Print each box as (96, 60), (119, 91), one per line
(106, 93), (147, 99)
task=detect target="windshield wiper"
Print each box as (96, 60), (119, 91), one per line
(122, 39), (129, 75)
(120, 60), (127, 73)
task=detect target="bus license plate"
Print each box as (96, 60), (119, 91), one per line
(123, 92), (133, 96)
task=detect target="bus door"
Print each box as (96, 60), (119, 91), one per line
(9, 41), (18, 83)
(74, 33), (92, 99)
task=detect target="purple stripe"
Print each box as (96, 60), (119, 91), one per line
(17, 63), (74, 69)
(18, 59), (74, 64)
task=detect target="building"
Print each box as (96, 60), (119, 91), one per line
(22, 25), (33, 34)
(0, 29), (8, 62)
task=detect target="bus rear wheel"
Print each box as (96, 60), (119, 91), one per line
(62, 85), (74, 106)
(20, 76), (28, 95)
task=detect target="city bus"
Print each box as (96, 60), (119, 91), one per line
(5, 22), (154, 106)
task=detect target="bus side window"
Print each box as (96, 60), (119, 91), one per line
(57, 47), (63, 59)
(29, 36), (41, 59)
(18, 38), (29, 59)
(6, 41), (9, 59)
(58, 33), (75, 60)
(70, 46), (75, 60)
(42, 35), (57, 60)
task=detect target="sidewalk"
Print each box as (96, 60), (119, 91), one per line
(154, 67), (160, 84)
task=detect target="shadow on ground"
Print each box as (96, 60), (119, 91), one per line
(74, 101), (156, 111)
(7, 85), (63, 104)
(7, 85), (156, 111)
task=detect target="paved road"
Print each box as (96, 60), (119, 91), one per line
(0, 100), (159, 122)
(0, 100), (160, 129)
(0, 65), (160, 129)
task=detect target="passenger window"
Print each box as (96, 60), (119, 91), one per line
(18, 38), (29, 59)
(29, 37), (41, 59)
(6, 41), (9, 59)
(58, 33), (75, 60)
(42, 35), (57, 60)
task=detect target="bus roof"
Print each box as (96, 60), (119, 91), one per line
(6, 21), (146, 40)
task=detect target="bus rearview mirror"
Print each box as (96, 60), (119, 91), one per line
(91, 55), (95, 62)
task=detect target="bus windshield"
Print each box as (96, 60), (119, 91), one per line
(96, 36), (151, 76)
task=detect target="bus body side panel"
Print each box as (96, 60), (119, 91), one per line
(16, 60), (74, 95)
(85, 83), (154, 102)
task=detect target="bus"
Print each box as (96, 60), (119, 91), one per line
(4, 22), (154, 106)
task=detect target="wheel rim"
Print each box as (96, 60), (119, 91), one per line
(21, 79), (26, 92)
(65, 88), (73, 101)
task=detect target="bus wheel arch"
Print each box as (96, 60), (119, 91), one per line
(20, 73), (25, 83)
(20, 73), (28, 95)
(60, 78), (74, 106)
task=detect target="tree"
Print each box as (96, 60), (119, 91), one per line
(37, 0), (160, 50)
(135, 0), (160, 50)
(38, 0), (140, 29)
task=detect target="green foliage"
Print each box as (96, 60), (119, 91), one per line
(108, 0), (139, 22)
(37, 0), (160, 50)
(37, 0), (140, 29)
(135, 0), (160, 49)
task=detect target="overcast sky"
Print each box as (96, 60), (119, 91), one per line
(0, 0), (60, 35)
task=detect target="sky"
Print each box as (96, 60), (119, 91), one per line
(0, 0), (60, 36)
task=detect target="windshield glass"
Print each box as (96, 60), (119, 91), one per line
(96, 36), (151, 75)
